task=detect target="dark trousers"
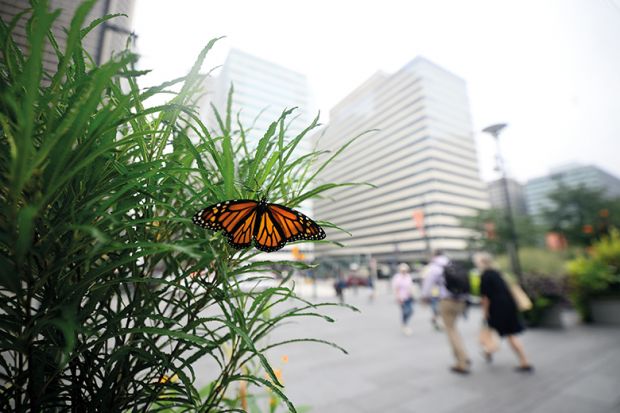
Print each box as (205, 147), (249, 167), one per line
(401, 297), (414, 325)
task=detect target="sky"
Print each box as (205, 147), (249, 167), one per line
(132, 0), (620, 183)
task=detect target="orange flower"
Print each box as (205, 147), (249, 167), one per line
(265, 368), (284, 384)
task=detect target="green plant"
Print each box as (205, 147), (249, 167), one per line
(567, 229), (620, 321)
(0, 2), (359, 411)
(495, 248), (570, 326)
(501, 247), (570, 276)
(461, 209), (543, 255)
(542, 183), (620, 247)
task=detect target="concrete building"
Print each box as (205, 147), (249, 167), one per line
(313, 57), (488, 265)
(204, 48), (314, 153)
(1, 0), (135, 71)
(488, 178), (528, 216)
(525, 163), (620, 219)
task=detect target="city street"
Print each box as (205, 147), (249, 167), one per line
(263, 279), (620, 413)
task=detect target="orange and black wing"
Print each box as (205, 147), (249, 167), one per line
(192, 200), (259, 249)
(253, 203), (326, 252)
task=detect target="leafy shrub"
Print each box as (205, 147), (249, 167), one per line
(0, 2), (358, 411)
(496, 248), (570, 326)
(567, 229), (620, 321)
(496, 247), (569, 277)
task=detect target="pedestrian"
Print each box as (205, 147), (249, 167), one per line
(334, 272), (346, 304)
(421, 250), (471, 374)
(473, 252), (534, 372)
(392, 263), (415, 336)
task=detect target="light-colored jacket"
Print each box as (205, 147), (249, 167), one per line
(391, 272), (413, 302)
(421, 255), (462, 300)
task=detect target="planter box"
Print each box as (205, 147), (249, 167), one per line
(538, 304), (580, 329)
(590, 298), (620, 325)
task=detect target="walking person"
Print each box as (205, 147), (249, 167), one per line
(473, 252), (534, 372)
(421, 250), (471, 374)
(392, 263), (415, 336)
(334, 271), (346, 304)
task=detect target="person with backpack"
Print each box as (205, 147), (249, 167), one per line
(421, 250), (471, 374)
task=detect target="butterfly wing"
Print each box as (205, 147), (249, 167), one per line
(252, 203), (325, 252)
(192, 200), (259, 249)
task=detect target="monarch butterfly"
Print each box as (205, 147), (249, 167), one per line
(192, 199), (326, 252)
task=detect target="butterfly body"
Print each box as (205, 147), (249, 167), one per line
(192, 199), (326, 252)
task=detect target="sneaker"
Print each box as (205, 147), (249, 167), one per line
(402, 327), (413, 336)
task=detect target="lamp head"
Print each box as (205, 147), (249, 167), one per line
(482, 123), (508, 137)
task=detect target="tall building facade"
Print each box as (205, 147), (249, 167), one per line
(313, 57), (488, 264)
(204, 49), (314, 153)
(488, 178), (528, 216)
(1, 0), (135, 71)
(525, 163), (620, 218)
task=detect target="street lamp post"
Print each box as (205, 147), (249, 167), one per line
(482, 123), (523, 282)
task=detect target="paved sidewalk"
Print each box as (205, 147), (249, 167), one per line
(267, 280), (620, 413)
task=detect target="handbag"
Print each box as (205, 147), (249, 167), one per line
(510, 283), (533, 311)
(502, 273), (533, 311)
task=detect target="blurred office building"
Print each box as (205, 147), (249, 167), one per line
(202, 48), (316, 260)
(1, 0), (135, 71)
(525, 163), (620, 219)
(203, 48), (314, 154)
(313, 57), (488, 267)
(488, 178), (528, 216)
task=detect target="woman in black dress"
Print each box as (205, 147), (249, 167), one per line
(474, 252), (533, 372)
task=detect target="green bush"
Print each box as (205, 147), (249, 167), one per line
(567, 229), (620, 321)
(0, 2), (360, 411)
(496, 248), (570, 326)
(496, 247), (568, 277)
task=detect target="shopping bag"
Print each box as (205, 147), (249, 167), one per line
(510, 282), (533, 312)
(502, 273), (533, 312)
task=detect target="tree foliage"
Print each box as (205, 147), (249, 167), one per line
(461, 208), (542, 255)
(542, 184), (620, 247)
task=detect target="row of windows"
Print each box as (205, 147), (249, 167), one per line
(319, 187), (487, 228)
(318, 108), (429, 181)
(315, 232), (471, 253)
(327, 75), (424, 139)
(320, 85), (426, 154)
(324, 221), (473, 244)
(320, 109), (477, 186)
(320, 144), (483, 203)
(227, 75), (309, 107)
(331, 69), (424, 120)
(324, 212), (471, 240)
(227, 52), (307, 85)
(316, 157), (486, 215)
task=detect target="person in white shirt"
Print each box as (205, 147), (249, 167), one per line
(392, 263), (415, 336)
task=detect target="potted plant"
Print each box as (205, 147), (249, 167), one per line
(498, 248), (572, 328)
(567, 229), (620, 324)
